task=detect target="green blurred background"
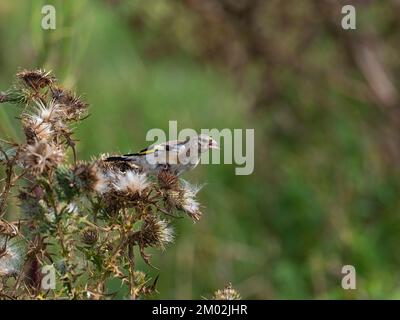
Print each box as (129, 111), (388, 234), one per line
(1, 0), (400, 299)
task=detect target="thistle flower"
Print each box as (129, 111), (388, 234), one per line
(51, 86), (88, 121)
(33, 99), (63, 122)
(158, 170), (179, 190)
(0, 236), (24, 277)
(92, 170), (110, 194)
(91, 160), (118, 194)
(167, 180), (203, 221)
(113, 171), (149, 196)
(92, 164), (150, 214)
(20, 99), (68, 143)
(181, 185), (202, 220)
(212, 283), (241, 300)
(17, 69), (55, 90)
(73, 162), (100, 192)
(22, 115), (54, 143)
(0, 69), (211, 300)
(82, 228), (98, 245)
(20, 141), (64, 174)
(140, 215), (174, 250)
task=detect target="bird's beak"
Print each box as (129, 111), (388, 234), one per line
(209, 139), (219, 150)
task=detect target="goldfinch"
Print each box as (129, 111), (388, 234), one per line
(106, 134), (219, 176)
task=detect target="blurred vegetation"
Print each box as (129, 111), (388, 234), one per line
(1, 0), (400, 299)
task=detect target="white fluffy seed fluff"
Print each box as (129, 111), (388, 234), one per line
(181, 180), (202, 215)
(93, 170), (110, 194)
(113, 171), (149, 195)
(157, 219), (174, 248)
(34, 99), (61, 122)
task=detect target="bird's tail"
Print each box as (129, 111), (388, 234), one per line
(105, 156), (131, 162)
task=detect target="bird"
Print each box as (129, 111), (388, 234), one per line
(105, 134), (219, 176)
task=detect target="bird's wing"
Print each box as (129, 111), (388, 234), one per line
(125, 137), (190, 157)
(124, 144), (165, 157)
(161, 137), (190, 151)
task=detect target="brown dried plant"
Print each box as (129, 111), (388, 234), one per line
(0, 69), (205, 300)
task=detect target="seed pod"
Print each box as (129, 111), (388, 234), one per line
(157, 170), (179, 190)
(17, 69), (55, 90)
(213, 283), (241, 300)
(82, 228), (98, 245)
(140, 215), (174, 250)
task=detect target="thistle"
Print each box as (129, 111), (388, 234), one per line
(112, 171), (150, 197)
(20, 141), (64, 174)
(139, 215), (174, 250)
(212, 283), (241, 300)
(0, 69), (213, 300)
(165, 180), (203, 221)
(17, 69), (55, 90)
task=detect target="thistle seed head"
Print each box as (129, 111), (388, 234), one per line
(33, 99), (63, 122)
(20, 141), (64, 174)
(82, 228), (99, 245)
(23, 117), (54, 142)
(92, 170), (110, 194)
(158, 170), (179, 190)
(168, 180), (203, 221)
(140, 215), (174, 250)
(91, 157), (125, 194)
(213, 283), (241, 300)
(73, 162), (100, 192)
(17, 69), (55, 90)
(113, 171), (150, 196)
(51, 86), (88, 121)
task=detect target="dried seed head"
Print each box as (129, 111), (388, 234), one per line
(140, 215), (174, 250)
(82, 228), (99, 245)
(73, 162), (100, 192)
(17, 69), (55, 90)
(213, 283), (241, 300)
(51, 86), (88, 121)
(158, 170), (179, 190)
(167, 180), (203, 221)
(92, 170), (110, 194)
(91, 160), (150, 213)
(0, 236), (24, 277)
(22, 116), (54, 143)
(33, 99), (63, 122)
(91, 159), (119, 194)
(96, 155), (140, 173)
(20, 141), (64, 174)
(113, 171), (150, 196)
(21, 98), (71, 143)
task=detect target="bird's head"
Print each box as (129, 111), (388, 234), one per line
(196, 134), (219, 153)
